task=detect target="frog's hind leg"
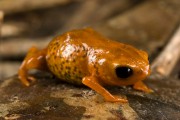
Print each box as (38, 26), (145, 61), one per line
(18, 46), (48, 86)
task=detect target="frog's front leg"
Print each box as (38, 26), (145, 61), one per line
(133, 81), (153, 93)
(82, 76), (128, 103)
(18, 47), (49, 86)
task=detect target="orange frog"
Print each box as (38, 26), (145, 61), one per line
(18, 28), (152, 103)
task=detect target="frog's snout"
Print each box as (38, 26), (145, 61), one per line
(143, 65), (151, 77)
(147, 68), (151, 76)
(138, 50), (148, 60)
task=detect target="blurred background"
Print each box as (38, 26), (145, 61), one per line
(0, 0), (179, 80)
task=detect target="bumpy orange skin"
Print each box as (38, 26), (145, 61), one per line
(18, 28), (152, 103)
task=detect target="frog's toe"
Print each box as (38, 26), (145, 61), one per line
(105, 95), (128, 103)
(18, 76), (30, 86)
(27, 76), (36, 82)
(24, 81), (30, 86)
(144, 88), (154, 93)
(18, 75), (36, 86)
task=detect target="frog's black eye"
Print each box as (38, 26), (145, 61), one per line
(115, 66), (133, 78)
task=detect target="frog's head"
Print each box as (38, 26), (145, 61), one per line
(98, 44), (150, 86)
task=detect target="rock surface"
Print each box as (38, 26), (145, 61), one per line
(0, 74), (180, 120)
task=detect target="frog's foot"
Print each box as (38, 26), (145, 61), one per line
(82, 76), (128, 103)
(18, 76), (30, 86)
(105, 95), (128, 103)
(18, 47), (48, 86)
(27, 76), (36, 82)
(133, 81), (153, 93)
(18, 72), (36, 86)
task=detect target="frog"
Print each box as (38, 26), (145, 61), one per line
(18, 28), (152, 103)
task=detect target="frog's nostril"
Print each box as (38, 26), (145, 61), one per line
(115, 66), (133, 78)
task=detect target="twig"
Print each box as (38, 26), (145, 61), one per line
(0, 0), (72, 14)
(0, 37), (51, 58)
(151, 25), (180, 77)
(1, 22), (27, 38)
(0, 11), (4, 36)
(62, 0), (137, 31)
(0, 11), (4, 58)
(0, 62), (21, 80)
